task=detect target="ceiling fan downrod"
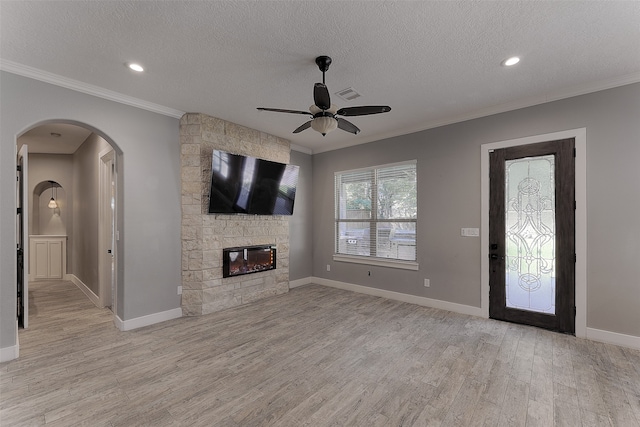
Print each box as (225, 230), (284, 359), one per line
(315, 56), (331, 85)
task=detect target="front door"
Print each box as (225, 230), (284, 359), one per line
(489, 138), (575, 333)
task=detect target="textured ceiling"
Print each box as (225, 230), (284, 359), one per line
(2, 1), (639, 154)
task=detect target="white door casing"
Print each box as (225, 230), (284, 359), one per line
(98, 148), (116, 311)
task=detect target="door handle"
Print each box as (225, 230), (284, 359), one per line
(489, 253), (503, 260)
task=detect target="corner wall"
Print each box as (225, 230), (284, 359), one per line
(289, 150), (313, 281)
(180, 113), (291, 315)
(71, 133), (111, 294)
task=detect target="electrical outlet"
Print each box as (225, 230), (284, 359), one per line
(424, 278), (430, 287)
(326, 264), (331, 272)
(177, 286), (183, 295)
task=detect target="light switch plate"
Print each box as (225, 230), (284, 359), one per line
(461, 228), (480, 237)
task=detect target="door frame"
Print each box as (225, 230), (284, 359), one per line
(481, 128), (586, 338)
(98, 147), (116, 312)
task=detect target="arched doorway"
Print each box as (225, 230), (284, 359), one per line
(17, 121), (122, 328)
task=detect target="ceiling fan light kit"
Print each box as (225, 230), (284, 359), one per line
(257, 56), (391, 137)
(311, 116), (338, 136)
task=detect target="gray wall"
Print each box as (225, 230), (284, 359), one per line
(313, 83), (640, 338)
(71, 134), (111, 293)
(0, 71), (181, 353)
(289, 150), (313, 281)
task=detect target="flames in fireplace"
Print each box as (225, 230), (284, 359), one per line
(223, 245), (276, 278)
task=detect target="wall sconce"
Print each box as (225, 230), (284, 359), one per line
(48, 181), (58, 209)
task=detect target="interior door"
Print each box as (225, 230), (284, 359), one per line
(489, 138), (575, 333)
(17, 144), (29, 328)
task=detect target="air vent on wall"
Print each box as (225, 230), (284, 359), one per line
(335, 87), (361, 101)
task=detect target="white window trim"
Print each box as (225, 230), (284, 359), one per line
(333, 254), (419, 270)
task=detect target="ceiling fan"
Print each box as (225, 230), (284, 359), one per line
(257, 56), (391, 136)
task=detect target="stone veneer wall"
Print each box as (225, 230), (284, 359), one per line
(180, 113), (291, 316)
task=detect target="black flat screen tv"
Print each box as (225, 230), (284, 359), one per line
(208, 150), (300, 215)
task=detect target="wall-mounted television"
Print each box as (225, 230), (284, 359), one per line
(208, 150), (300, 215)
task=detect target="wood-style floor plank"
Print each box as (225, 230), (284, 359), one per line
(1, 280), (639, 426)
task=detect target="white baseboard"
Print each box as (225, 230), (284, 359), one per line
(587, 328), (640, 350)
(115, 308), (183, 332)
(114, 315), (124, 331)
(311, 276), (484, 318)
(0, 344), (19, 363)
(289, 278), (313, 289)
(67, 274), (100, 308)
(0, 322), (20, 362)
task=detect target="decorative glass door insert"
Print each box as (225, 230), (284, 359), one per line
(505, 155), (555, 314)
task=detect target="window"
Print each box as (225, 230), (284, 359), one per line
(335, 161), (417, 267)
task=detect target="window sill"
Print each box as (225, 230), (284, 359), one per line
(332, 254), (419, 271)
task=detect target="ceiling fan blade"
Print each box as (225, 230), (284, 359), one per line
(293, 121), (312, 134)
(257, 107), (311, 116)
(336, 106), (391, 116)
(337, 118), (361, 135)
(313, 83), (331, 110)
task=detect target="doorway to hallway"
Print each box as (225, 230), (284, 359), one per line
(16, 122), (121, 329)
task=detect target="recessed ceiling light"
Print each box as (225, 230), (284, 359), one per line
(502, 56), (520, 67)
(127, 63), (144, 72)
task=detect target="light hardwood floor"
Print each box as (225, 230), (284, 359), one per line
(1, 280), (639, 426)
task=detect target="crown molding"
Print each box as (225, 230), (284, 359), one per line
(290, 143), (313, 155)
(0, 59), (185, 119)
(312, 72), (640, 154)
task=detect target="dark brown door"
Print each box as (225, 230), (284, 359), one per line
(489, 139), (575, 333)
(17, 145), (28, 328)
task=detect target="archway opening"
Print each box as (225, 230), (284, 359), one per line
(17, 121), (122, 330)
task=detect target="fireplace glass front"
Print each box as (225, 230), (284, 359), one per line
(223, 245), (276, 278)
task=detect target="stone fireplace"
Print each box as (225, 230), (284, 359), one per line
(180, 113), (291, 316)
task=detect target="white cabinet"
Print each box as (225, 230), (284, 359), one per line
(29, 236), (67, 280)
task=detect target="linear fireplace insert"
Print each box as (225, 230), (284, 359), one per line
(223, 245), (276, 278)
